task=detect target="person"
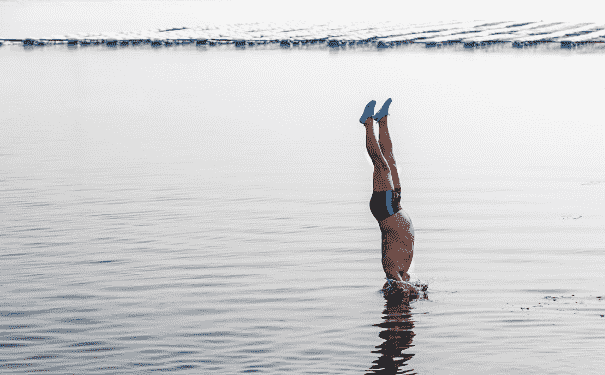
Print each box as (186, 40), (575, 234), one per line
(359, 99), (418, 296)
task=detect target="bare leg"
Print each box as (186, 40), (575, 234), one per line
(363, 117), (394, 192)
(377, 116), (401, 189)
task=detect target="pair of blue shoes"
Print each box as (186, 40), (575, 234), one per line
(359, 98), (392, 124)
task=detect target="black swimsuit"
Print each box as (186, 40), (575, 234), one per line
(369, 187), (402, 222)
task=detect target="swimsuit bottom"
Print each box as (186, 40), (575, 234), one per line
(369, 187), (402, 222)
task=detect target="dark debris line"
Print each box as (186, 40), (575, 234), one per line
(2, 21), (605, 49)
(3, 37), (604, 49)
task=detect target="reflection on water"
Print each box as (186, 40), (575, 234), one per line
(371, 299), (415, 374)
(368, 285), (430, 374)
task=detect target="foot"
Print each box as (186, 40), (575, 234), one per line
(372, 98), (392, 122)
(359, 100), (376, 124)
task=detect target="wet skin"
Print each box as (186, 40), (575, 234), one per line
(363, 112), (415, 292)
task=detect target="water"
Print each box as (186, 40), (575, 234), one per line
(1, 43), (604, 374)
(1, 1), (596, 40)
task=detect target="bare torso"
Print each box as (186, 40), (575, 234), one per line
(379, 209), (415, 282)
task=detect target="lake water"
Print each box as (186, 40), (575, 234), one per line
(1, 42), (604, 374)
(2, 1), (597, 40)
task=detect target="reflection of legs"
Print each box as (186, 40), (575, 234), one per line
(364, 117), (394, 192)
(377, 116), (401, 189)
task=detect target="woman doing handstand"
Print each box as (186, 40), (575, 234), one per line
(359, 98), (417, 296)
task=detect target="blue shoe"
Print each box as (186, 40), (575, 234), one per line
(359, 100), (376, 124)
(372, 98), (392, 122)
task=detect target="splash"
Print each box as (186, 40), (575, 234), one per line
(382, 278), (429, 300)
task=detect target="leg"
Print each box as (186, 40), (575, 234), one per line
(377, 116), (401, 189)
(364, 117), (394, 192)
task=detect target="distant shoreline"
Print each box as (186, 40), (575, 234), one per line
(2, 21), (605, 49)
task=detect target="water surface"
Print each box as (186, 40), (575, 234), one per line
(1, 44), (604, 374)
